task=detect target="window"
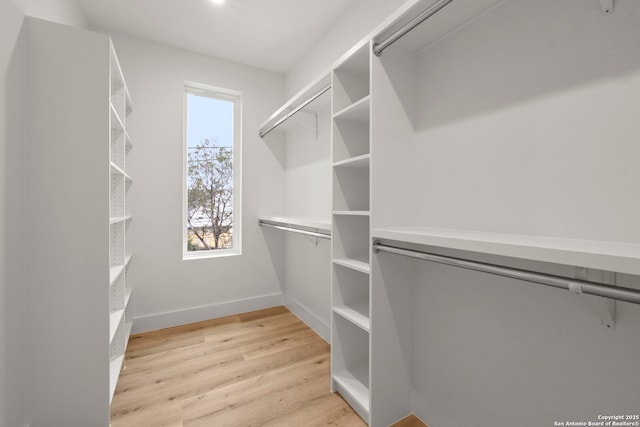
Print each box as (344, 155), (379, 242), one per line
(183, 82), (241, 258)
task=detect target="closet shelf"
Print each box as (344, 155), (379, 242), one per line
(333, 154), (370, 169)
(333, 257), (370, 274)
(110, 104), (125, 131)
(334, 304), (370, 332)
(110, 162), (132, 182)
(333, 210), (370, 217)
(110, 265), (125, 285)
(373, 0), (505, 55)
(109, 355), (124, 405)
(125, 91), (133, 116)
(109, 309), (124, 344)
(110, 215), (132, 225)
(259, 73), (331, 138)
(258, 215), (331, 234)
(333, 95), (370, 122)
(124, 321), (133, 350)
(124, 288), (132, 307)
(372, 226), (640, 276)
(333, 368), (370, 421)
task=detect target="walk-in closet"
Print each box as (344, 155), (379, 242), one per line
(1, 0), (639, 426)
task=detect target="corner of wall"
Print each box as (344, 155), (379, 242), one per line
(284, 0), (409, 97)
(21, 0), (88, 29)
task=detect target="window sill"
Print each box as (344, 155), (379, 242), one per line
(183, 249), (241, 261)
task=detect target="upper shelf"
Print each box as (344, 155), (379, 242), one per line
(259, 74), (331, 139)
(258, 215), (331, 234)
(372, 226), (640, 276)
(373, 0), (504, 55)
(333, 96), (370, 122)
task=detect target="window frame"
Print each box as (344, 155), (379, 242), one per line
(182, 81), (242, 260)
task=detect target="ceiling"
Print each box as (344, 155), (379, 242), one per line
(78, 0), (356, 73)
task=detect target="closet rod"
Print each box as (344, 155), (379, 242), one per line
(373, 241), (640, 305)
(259, 221), (331, 240)
(372, 0), (454, 56)
(259, 84), (331, 138)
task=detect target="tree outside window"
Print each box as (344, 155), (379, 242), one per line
(184, 84), (241, 258)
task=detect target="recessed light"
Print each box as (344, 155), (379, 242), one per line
(210, 0), (225, 5)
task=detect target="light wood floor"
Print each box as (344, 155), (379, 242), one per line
(111, 306), (425, 427)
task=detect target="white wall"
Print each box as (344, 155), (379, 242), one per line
(1, 2), (27, 425)
(285, 0), (407, 97)
(413, 0), (640, 243)
(107, 34), (287, 332)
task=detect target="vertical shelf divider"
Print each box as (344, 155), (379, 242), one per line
(330, 42), (372, 424)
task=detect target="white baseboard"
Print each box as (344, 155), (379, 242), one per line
(132, 293), (284, 334)
(283, 294), (330, 342)
(412, 388), (470, 427)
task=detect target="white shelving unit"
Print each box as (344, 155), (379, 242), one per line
(330, 42), (372, 424)
(23, 18), (134, 424)
(109, 41), (134, 405)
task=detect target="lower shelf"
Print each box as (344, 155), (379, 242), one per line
(109, 309), (125, 343)
(333, 304), (370, 332)
(333, 368), (370, 423)
(109, 354), (125, 404)
(333, 257), (370, 274)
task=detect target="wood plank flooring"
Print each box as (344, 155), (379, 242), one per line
(110, 306), (426, 427)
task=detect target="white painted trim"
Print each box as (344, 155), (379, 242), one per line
(284, 294), (331, 342)
(412, 388), (471, 427)
(132, 293), (284, 334)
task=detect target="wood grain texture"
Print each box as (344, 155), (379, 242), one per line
(392, 414), (428, 427)
(110, 306), (426, 426)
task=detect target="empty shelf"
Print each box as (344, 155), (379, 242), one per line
(333, 257), (370, 274)
(334, 304), (370, 332)
(333, 95), (370, 122)
(109, 354), (124, 404)
(372, 226), (640, 276)
(109, 309), (124, 344)
(333, 368), (370, 422)
(333, 153), (370, 168)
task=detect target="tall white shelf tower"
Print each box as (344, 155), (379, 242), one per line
(23, 18), (134, 425)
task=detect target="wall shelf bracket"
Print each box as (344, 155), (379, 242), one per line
(599, 0), (614, 15)
(575, 267), (616, 329)
(591, 295), (616, 329)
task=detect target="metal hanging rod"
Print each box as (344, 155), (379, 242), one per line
(373, 0), (454, 56)
(373, 241), (640, 305)
(259, 220), (331, 240)
(259, 84), (331, 138)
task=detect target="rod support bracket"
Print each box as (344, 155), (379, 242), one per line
(575, 267), (616, 329)
(599, 0), (614, 15)
(594, 297), (616, 329)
